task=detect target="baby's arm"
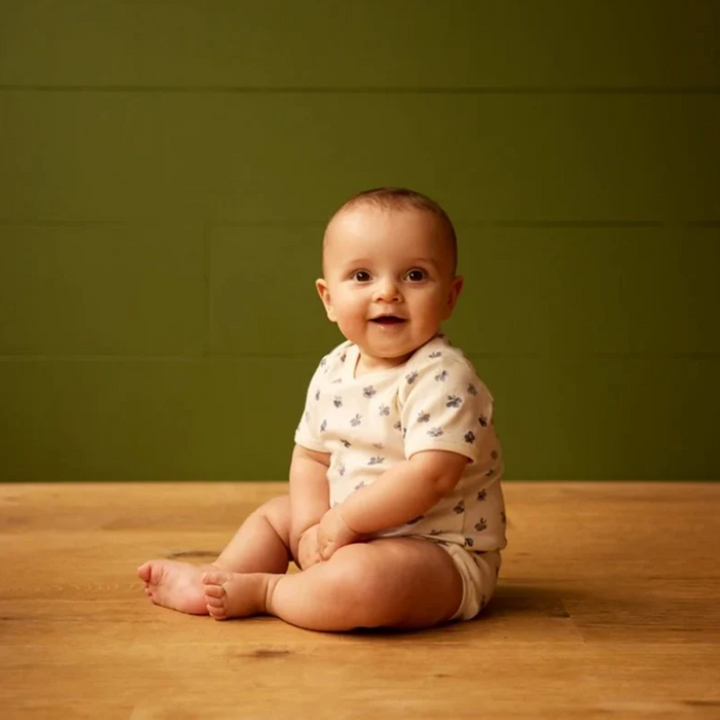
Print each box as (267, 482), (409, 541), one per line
(289, 444), (331, 562)
(317, 450), (467, 559)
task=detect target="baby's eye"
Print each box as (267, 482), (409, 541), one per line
(405, 269), (426, 282)
(352, 270), (371, 282)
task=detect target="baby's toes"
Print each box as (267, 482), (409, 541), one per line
(207, 605), (228, 621)
(205, 590), (224, 607)
(202, 570), (229, 588)
(137, 562), (151, 582)
(205, 592), (228, 620)
(202, 571), (233, 620)
(204, 582), (225, 600)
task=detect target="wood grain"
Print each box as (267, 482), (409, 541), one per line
(1, 481), (719, 719)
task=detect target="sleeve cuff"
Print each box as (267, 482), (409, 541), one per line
(404, 441), (478, 463)
(293, 433), (327, 454)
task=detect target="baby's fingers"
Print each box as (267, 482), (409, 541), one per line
(299, 550), (322, 570)
(319, 540), (336, 561)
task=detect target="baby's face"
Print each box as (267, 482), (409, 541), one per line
(316, 206), (463, 373)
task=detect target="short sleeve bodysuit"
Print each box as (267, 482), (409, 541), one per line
(294, 333), (507, 554)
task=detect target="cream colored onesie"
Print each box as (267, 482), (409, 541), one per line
(294, 333), (507, 620)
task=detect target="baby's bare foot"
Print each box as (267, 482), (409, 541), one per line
(202, 570), (275, 621)
(137, 559), (211, 615)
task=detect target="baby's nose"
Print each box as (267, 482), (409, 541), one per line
(373, 278), (401, 302)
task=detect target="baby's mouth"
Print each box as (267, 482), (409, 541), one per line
(370, 316), (407, 325)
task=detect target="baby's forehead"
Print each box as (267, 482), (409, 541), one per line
(329, 203), (434, 229)
(323, 205), (451, 258)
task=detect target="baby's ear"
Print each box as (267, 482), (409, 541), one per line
(443, 275), (464, 318)
(315, 279), (337, 322)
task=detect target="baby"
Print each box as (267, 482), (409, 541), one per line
(138, 188), (507, 631)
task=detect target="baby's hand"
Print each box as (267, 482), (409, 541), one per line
(318, 506), (361, 560)
(297, 524), (322, 570)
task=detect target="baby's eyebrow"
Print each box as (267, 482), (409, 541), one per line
(342, 257), (438, 267)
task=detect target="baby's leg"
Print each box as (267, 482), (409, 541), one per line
(203, 536), (463, 631)
(214, 494), (292, 573)
(138, 495), (292, 614)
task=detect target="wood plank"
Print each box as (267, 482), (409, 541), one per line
(2, 356), (717, 482)
(1, 482), (719, 719)
(0, 1), (717, 89)
(0, 223), (205, 356)
(1, 93), (717, 224)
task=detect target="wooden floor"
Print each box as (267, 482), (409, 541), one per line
(1, 482), (719, 720)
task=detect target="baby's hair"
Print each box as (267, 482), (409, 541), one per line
(326, 187), (458, 275)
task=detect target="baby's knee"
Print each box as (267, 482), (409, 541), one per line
(325, 546), (387, 615)
(258, 494), (290, 521)
(255, 495), (291, 536)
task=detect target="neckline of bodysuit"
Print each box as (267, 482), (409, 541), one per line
(343, 344), (407, 383)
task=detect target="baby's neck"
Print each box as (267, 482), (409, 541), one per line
(354, 352), (411, 378)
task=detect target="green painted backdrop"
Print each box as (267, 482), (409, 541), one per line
(1, 1), (718, 481)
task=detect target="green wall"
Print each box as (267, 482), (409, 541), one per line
(1, 1), (718, 481)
